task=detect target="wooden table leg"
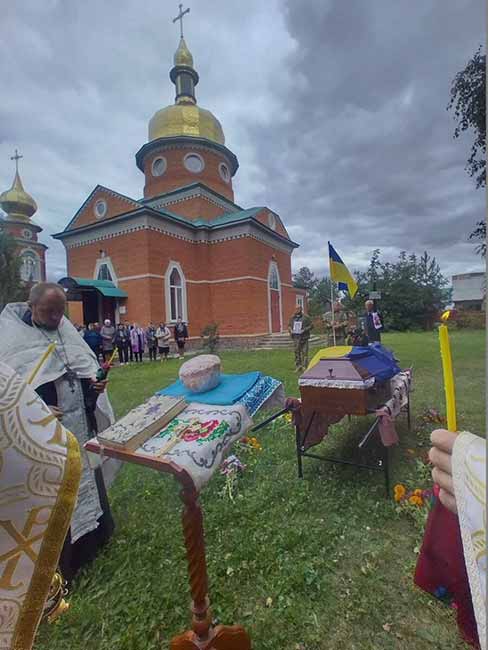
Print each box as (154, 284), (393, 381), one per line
(170, 487), (251, 650)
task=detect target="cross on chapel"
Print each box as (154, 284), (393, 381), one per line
(10, 149), (23, 174)
(173, 3), (190, 39)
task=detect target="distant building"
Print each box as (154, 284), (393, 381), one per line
(452, 272), (485, 311)
(0, 151), (47, 284)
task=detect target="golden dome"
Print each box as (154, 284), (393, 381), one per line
(174, 37), (194, 67)
(148, 103), (225, 145)
(0, 171), (37, 222)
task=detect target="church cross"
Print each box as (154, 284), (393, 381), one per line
(10, 149), (23, 174)
(173, 3), (190, 39)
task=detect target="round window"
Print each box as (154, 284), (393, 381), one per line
(268, 212), (277, 230)
(94, 200), (107, 218)
(151, 156), (167, 177)
(219, 162), (230, 183)
(22, 228), (32, 239)
(184, 153), (205, 173)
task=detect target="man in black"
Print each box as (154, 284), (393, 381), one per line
(364, 299), (383, 343)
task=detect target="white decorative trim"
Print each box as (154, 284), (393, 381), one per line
(296, 294), (305, 309)
(298, 378), (374, 389)
(267, 261), (283, 334)
(118, 273), (165, 281)
(165, 261), (188, 323)
(19, 248), (41, 282)
(187, 275), (268, 285)
(94, 256), (118, 285)
(94, 199), (108, 219)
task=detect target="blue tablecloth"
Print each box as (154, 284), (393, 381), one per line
(157, 371), (261, 405)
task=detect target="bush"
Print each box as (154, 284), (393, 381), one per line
(454, 310), (486, 329)
(201, 322), (220, 352)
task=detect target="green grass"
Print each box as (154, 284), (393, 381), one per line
(36, 331), (485, 650)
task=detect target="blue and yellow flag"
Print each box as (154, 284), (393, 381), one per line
(328, 242), (358, 298)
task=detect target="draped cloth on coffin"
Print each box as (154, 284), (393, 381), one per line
(0, 362), (81, 650)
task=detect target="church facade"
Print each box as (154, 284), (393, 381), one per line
(54, 33), (305, 346)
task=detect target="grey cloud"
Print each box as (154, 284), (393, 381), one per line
(1, 0), (485, 284)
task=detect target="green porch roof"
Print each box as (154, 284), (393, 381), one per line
(72, 277), (128, 298)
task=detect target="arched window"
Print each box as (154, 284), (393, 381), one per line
(166, 263), (187, 323)
(20, 251), (40, 282)
(269, 266), (279, 290)
(97, 264), (113, 282)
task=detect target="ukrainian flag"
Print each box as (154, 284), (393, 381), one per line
(328, 242), (358, 298)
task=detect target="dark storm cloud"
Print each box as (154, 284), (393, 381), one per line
(0, 0), (484, 281)
(248, 0), (485, 278)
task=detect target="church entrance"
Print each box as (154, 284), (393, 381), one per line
(268, 263), (282, 333)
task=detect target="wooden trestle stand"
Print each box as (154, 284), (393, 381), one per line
(85, 440), (251, 650)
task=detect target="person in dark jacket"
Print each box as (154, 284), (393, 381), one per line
(146, 323), (158, 361)
(115, 323), (130, 365)
(83, 323), (102, 361)
(174, 317), (189, 358)
(364, 300), (383, 343)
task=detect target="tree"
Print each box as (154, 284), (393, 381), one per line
(342, 249), (448, 331)
(292, 267), (317, 291)
(0, 230), (28, 311)
(308, 277), (332, 317)
(447, 46), (486, 255)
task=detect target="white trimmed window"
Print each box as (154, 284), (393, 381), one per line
(20, 251), (40, 282)
(184, 152), (205, 173)
(94, 256), (118, 285)
(269, 265), (279, 290)
(165, 262), (188, 323)
(97, 263), (113, 281)
(296, 295), (305, 309)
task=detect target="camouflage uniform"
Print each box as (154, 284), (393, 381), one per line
(323, 309), (348, 346)
(288, 313), (313, 370)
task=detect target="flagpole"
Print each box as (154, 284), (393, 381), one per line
(328, 241), (337, 347)
(330, 280), (336, 346)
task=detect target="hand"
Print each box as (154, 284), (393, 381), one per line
(90, 378), (108, 394)
(48, 406), (64, 420)
(429, 428), (458, 514)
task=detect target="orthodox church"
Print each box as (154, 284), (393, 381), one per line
(53, 19), (305, 346)
(0, 151), (47, 284)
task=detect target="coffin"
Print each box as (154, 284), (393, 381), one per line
(299, 358), (390, 417)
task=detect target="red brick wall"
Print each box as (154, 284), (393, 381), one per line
(65, 228), (296, 336)
(254, 210), (290, 239)
(69, 190), (140, 230)
(163, 195), (229, 221)
(142, 146), (234, 203)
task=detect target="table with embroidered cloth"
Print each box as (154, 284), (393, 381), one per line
(85, 372), (283, 650)
(288, 344), (412, 495)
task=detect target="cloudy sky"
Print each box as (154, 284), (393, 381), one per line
(1, 0), (484, 281)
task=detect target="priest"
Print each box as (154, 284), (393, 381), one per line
(0, 282), (116, 584)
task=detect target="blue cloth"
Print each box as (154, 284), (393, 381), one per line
(346, 344), (401, 382)
(157, 371), (261, 405)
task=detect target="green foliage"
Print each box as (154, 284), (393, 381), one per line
(0, 230), (28, 311)
(201, 322), (220, 353)
(447, 46), (486, 255)
(455, 310), (486, 329)
(36, 332), (483, 650)
(447, 46), (486, 189)
(469, 220), (486, 257)
(342, 250), (448, 331)
(308, 277), (332, 318)
(292, 266), (317, 291)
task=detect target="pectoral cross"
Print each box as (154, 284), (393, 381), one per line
(10, 148), (23, 173)
(173, 3), (190, 39)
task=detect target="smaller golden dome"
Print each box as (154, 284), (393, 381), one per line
(149, 103), (225, 145)
(174, 37), (194, 67)
(0, 171), (37, 222)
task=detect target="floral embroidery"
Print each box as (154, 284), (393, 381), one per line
(157, 417), (230, 445)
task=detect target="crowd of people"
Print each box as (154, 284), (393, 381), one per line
(76, 317), (189, 364)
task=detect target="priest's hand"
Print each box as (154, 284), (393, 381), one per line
(429, 428), (458, 515)
(49, 406), (64, 421)
(90, 378), (108, 394)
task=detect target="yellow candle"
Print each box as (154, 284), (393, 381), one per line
(28, 342), (57, 385)
(108, 348), (118, 365)
(439, 315), (457, 432)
